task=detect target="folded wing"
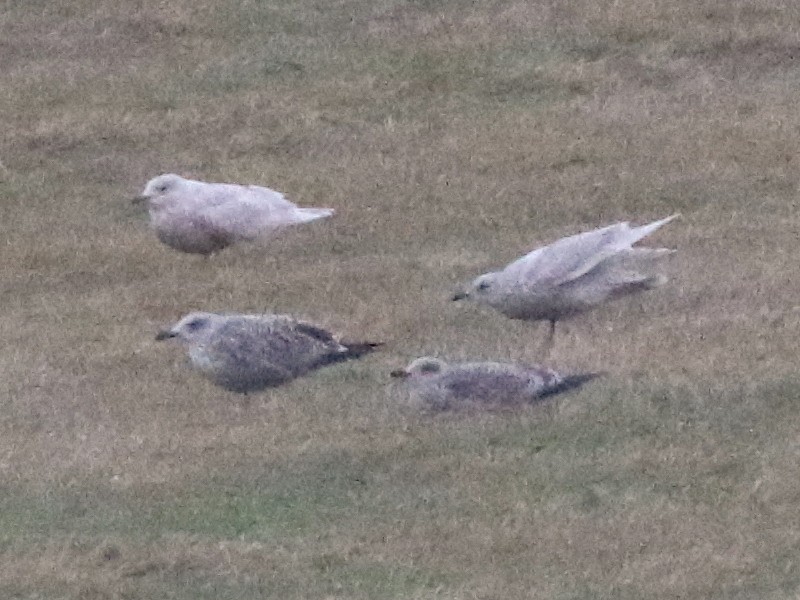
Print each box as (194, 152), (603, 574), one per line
(195, 183), (334, 240)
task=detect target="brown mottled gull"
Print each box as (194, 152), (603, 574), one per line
(453, 214), (679, 349)
(134, 174), (334, 255)
(390, 357), (599, 411)
(156, 312), (380, 392)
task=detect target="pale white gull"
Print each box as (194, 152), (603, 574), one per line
(390, 357), (599, 411)
(156, 312), (380, 392)
(453, 214), (679, 351)
(134, 174), (334, 255)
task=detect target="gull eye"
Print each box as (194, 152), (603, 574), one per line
(477, 281), (491, 291)
(157, 184), (168, 192)
(186, 319), (204, 332)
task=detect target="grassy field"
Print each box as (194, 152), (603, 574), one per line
(2, 0), (800, 597)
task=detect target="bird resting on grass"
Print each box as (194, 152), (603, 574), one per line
(156, 312), (380, 393)
(134, 174), (334, 255)
(390, 356), (599, 411)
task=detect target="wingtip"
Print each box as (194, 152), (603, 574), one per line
(296, 207), (335, 222)
(631, 212), (681, 242)
(315, 208), (335, 219)
(539, 372), (604, 399)
(655, 213), (681, 227)
(342, 341), (384, 357)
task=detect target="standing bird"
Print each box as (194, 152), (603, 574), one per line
(390, 356), (599, 411)
(452, 214), (679, 353)
(133, 174), (334, 255)
(155, 312), (380, 393)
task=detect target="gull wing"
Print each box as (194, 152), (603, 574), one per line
(198, 183), (330, 239)
(440, 367), (529, 404)
(208, 318), (286, 371)
(502, 215), (678, 287)
(193, 183), (298, 239)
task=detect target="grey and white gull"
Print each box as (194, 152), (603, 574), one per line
(134, 174), (334, 255)
(390, 357), (599, 411)
(453, 215), (679, 351)
(156, 312), (379, 392)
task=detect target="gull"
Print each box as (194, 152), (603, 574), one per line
(452, 214), (679, 352)
(156, 312), (380, 392)
(133, 174), (334, 255)
(390, 357), (599, 411)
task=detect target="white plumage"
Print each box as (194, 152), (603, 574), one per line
(135, 174), (334, 255)
(453, 215), (679, 348)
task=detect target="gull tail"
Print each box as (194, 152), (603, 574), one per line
(291, 207), (335, 224)
(341, 341), (384, 359)
(603, 272), (669, 300)
(308, 342), (383, 371)
(602, 247), (676, 274)
(538, 372), (603, 400)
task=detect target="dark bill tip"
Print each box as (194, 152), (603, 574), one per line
(451, 291), (467, 301)
(155, 330), (175, 341)
(389, 369), (409, 378)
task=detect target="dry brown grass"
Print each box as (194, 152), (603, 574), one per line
(2, 0), (800, 598)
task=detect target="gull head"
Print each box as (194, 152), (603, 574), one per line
(133, 173), (186, 206)
(452, 272), (498, 302)
(156, 311), (221, 344)
(390, 356), (447, 379)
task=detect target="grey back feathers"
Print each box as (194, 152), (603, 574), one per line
(454, 214), (678, 325)
(391, 357), (599, 411)
(157, 312), (380, 393)
(135, 173), (334, 255)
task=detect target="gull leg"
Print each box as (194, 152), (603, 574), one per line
(538, 319), (556, 360)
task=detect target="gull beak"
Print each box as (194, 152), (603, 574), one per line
(390, 369), (410, 378)
(155, 329), (176, 341)
(451, 290), (468, 301)
(132, 194), (148, 205)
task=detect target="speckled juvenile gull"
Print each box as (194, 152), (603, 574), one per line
(134, 174), (334, 255)
(453, 214), (679, 349)
(156, 312), (380, 392)
(390, 357), (599, 411)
